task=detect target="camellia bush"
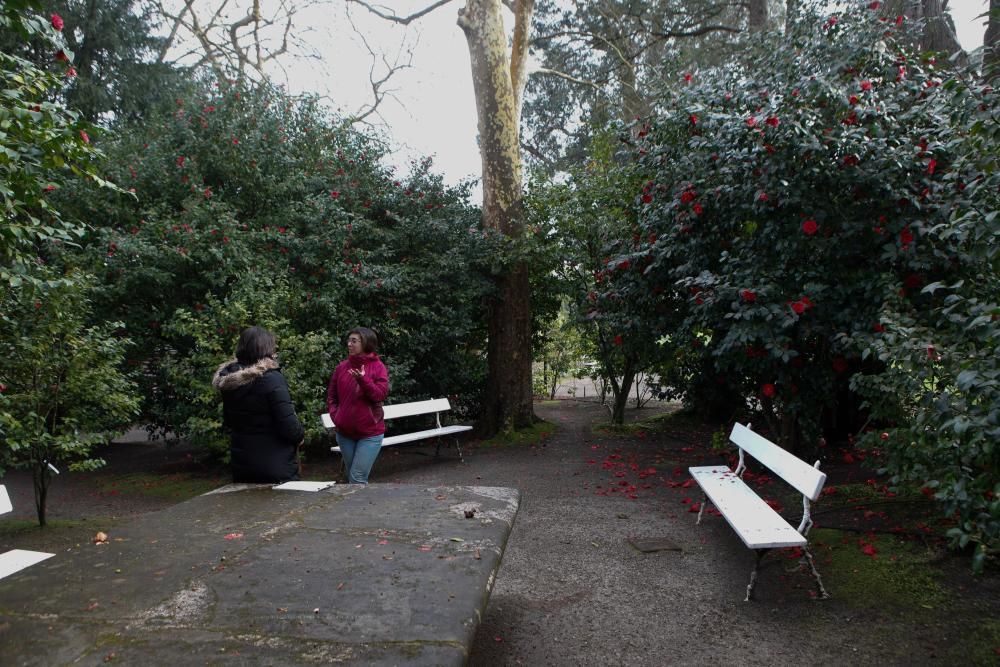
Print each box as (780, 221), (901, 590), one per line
(51, 80), (494, 457)
(0, 269), (140, 525)
(623, 4), (998, 566)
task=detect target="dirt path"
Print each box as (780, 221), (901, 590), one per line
(2, 399), (998, 664)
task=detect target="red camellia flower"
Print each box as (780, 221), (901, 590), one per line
(0, 383), (6, 393)
(43, 184), (56, 192)
(641, 193), (653, 204)
(692, 202), (703, 216)
(176, 156), (186, 168)
(66, 66), (77, 77)
(745, 116), (758, 128)
(55, 49), (68, 62)
(79, 130), (89, 143)
(741, 289), (756, 302)
(899, 226), (914, 247)
(203, 187), (213, 198)
(683, 72), (693, 83)
(689, 114), (698, 125)
(832, 357), (848, 373)
(791, 301), (806, 314)
(873, 322), (886, 333)
(330, 190), (340, 199)
(849, 94), (860, 105)
(860, 80), (872, 91)
(51, 13), (64, 30)
(801, 219), (818, 235)
(926, 158), (937, 174)
(868, 1), (880, 9)
(761, 383), (776, 398)
(765, 116), (780, 128)
(679, 189), (696, 204)
(618, 259), (630, 271)
(895, 15), (904, 26)
(613, 335), (623, 346)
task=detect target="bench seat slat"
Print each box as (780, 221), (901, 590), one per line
(690, 466), (807, 549)
(330, 425), (473, 451)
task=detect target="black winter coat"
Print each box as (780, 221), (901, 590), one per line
(212, 357), (305, 483)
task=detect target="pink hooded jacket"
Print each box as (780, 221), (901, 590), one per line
(326, 352), (390, 439)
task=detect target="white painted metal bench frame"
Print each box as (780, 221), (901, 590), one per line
(322, 398), (471, 462)
(689, 423), (830, 601)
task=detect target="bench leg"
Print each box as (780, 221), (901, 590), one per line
(745, 549), (771, 602)
(695, 493), (709, 525)
(433, 437), (465, 463)
(803, 545), (831, 600)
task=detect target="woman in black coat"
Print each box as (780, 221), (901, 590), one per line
(212, 326), (304, 483)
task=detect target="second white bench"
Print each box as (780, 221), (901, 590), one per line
(689, 423), (830, 601)
(322, 398), (471, 461)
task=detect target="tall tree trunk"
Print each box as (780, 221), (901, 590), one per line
(611, 358), (637, 425)
(33, 463), (50, 527)
(986, 0), (1000, 81)
(459, 0), (536, 436)
(885, 0), (965, 59)
(748, 0), (769, 32)
(785, 0), (800, 34)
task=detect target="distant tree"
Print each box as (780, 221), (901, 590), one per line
(524, 0), (757, 172)
(0, 0), (190, 123)
(152, 0), (324, 82)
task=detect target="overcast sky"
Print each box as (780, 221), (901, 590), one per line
(261, 1), (989, 197)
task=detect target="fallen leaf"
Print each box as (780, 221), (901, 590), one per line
(223, 532), (243, 541)
(449, 537), (464, 542)
(93, 531), (109, 545)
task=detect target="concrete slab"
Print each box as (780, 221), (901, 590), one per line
(0, 484), (519, 666)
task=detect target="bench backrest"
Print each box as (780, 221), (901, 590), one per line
(730, 423), (826, 501)
(321, 398), (453, 429)
(382, 398), (451, 420)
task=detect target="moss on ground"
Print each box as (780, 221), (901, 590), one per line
(0, 516), (124, 552)
(944, 618), (1000, 665)
(811, 528), (949, 611)
(477, 420), (556, 448)
(96, 472), (225, 501)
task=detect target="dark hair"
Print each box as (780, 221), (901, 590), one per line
(236, 326), (277, 365)
(348, 327), (379, 353)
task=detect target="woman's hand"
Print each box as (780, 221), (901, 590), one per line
(349, 366), (365, 380)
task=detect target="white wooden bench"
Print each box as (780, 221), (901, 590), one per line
(689, 423), (830, 601)
(322, 398), (472, 462)
(0, 484), (55, 580)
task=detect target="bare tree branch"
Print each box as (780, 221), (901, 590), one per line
(344, 0), (455, 26)
(531, 67), (601, 90)
(343, 6), (415, 124)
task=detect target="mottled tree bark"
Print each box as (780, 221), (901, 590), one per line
(884, 0), (965, 59)
(458, 0), (536, 436)
(748, 0), (769, 32)
(986, 0), (1000, 80)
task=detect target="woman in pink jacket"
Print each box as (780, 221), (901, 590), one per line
(326, 327), (390, 483)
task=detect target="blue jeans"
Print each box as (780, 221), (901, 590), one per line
(336, 433), (384, 484)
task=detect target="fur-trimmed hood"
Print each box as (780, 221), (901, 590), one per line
(212, 357), (280, 392)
